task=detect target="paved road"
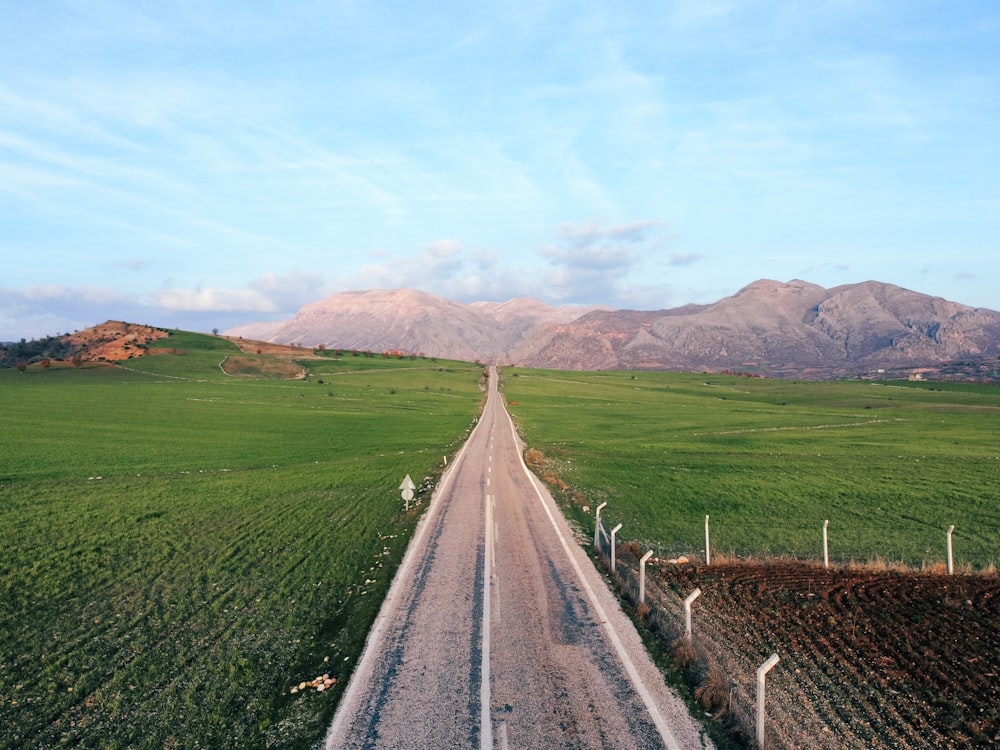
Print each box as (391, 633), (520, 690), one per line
(325, 368), (712, 749)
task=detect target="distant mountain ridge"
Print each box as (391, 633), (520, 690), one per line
(225, 280), (1000, 379)
(227, 289), (605, 364)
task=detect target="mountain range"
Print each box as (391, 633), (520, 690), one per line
(225, 280), (1000, 380)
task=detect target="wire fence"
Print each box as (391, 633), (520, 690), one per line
(594, 511), (995, 573)
(592, 513), (1000, 749)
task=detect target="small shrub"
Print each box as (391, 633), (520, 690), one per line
(671, 637), (698, 670)
(694, 664), (731, 716)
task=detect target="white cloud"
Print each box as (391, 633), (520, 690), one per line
(536, 220), (669, 305)
(540, 241), (635, 272)
(424, 239), (463, 258)
(19, 284), (133, 306)
(332, 222), (672, 308)
(558, 220), (660, 249)
(151, 287), (278, 313)
(0, 284), (144, 340)
(250, 271), (330, 307)
(346, 239), (543, 303)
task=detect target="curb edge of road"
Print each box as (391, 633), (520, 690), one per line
(322, 374), (494, 748)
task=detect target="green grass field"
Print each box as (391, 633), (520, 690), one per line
(0, 335), (484, 749)
(502, 369), (999, 569)
(4, 342), (997, 747)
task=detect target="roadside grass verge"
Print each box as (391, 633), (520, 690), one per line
(502, 369), (999, 569)
(0, 337), (484, 748)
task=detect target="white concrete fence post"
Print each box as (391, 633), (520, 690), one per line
(594, 502), (607, 551)
(639, 550), (654, 604)
(704, 514), (711, 566)
(947, 525), (955, 575)
(684, 588), (701, 643)
(610, 523), (623, 573)
(757, 653), (780, 749)
(823, 519), (830, 569)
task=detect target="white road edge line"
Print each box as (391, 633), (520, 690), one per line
(501, 400), (683, 750)
(324, 404), (486, 749)
(482, 491), (494, 750)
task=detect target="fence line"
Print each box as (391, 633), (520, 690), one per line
(597, 513), (977, 573)
(589, 505), (982, 748)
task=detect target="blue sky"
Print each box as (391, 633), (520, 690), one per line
(2, 1), (998, 340)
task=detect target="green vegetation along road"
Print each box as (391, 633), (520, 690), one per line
(0, 333), (485, 749)
(4, 340), (996, 748)
(326, 368), (711, 749)
(502, 368), (999, 569)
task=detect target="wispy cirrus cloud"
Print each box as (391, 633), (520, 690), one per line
(3, 1), (998, 340)
(112, 259), (154, 272)
(556, 220), (660, 250)
(667, 252), (703, 267)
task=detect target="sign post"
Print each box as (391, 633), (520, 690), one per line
(399, 474), (416, 511)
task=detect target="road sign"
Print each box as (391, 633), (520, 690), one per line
(400, 475), (416, 509)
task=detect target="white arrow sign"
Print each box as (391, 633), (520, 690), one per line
(400, 475), (416, 508)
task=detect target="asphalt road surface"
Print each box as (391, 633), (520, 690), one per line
(325, 368), (713, 749)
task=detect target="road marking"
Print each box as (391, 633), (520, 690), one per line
(492, 497), (500, 611)
(501, 406), (683, 750)
(324, 401), (485, 748)
(481, 491), (493, 750)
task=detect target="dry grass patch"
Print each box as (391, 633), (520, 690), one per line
(694, 664), (732, 716)
(221, 356), (305, 379)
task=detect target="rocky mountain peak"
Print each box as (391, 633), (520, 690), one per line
(226, 282), (1000, 379)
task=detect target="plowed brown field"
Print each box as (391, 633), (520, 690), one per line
(624, 556), (999, 748)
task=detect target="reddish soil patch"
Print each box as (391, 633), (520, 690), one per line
(641, 559), (999, 748)
(67, 321), (170, 361)
(225, 337), (320, 358)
